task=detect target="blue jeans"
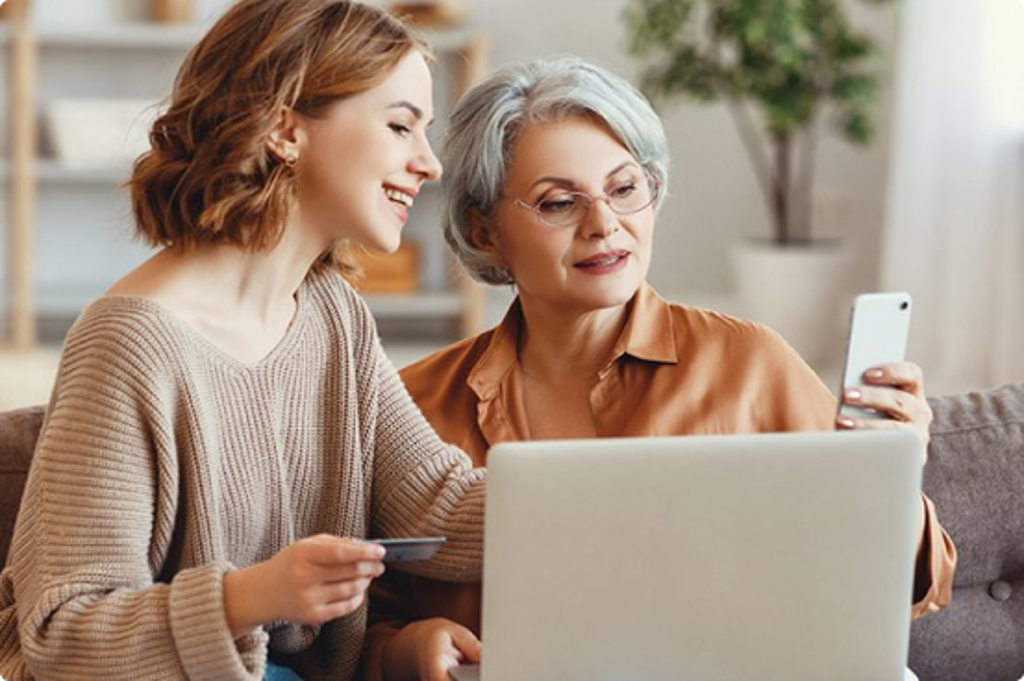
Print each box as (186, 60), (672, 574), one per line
(264, 661), (304, 681)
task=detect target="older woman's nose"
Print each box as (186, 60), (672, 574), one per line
(578, 199), (621, 238)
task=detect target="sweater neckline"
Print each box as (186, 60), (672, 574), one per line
(92, 279), (310, 371)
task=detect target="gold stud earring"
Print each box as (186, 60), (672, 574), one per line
(285, 153), (298, 167)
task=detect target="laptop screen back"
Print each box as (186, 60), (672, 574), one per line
(480, 429), (922, 681)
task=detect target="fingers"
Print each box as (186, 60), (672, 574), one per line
(319, 576), (374, 605)
(838, 361), (933, 455)
(841, 361), (932, 430)
(305, 536), (386, 566)
(449, 625), (483, 664)
(860, 362), (926, 398)
(415, 619), (481, 681)
(844, 374), (933, 426)
(837, 415), (910, 431)
(316, 559), (385, 583)
(300, 574), (378, 623)
(835, 411), (930, 456)
(314, 590), (368, 621)
(844, 385), (918, 423)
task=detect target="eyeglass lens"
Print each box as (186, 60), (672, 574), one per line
(531, 171), (657, 227)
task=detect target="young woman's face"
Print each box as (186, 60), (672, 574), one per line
(294, 50), (441, 252)
(488, 115), (656, 313)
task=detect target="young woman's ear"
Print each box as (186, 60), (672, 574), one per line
(266, 107), (304, 165)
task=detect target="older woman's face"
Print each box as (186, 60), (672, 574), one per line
(489, 115), (654, 313)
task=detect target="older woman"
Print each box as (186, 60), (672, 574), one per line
(361, 57), (956, 681)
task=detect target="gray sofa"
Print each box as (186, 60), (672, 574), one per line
(2, 385), (1024, 680)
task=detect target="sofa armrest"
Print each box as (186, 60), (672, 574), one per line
(0, 406), (46, 567)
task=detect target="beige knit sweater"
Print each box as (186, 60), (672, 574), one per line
(0, 269), (486, 681)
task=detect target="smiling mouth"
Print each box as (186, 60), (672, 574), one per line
(384, 185), (415, 208)
(574, 250), (630, 268)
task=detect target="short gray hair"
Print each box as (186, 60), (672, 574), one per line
(441, 55), (670, 285)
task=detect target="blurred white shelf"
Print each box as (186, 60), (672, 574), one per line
(0, 22), (202, 49)
(364, 292), (464, 318)
(0, 160), (131, 185)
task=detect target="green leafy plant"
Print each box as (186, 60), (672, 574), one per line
(625, 0), (897, 245)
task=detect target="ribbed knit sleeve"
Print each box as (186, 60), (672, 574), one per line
(10, 311), (266, 681)
(333, 284), (486, 582)
(369, 344), (486, 581)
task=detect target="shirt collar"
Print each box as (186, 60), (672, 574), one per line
(465, 282), (679, 401)
(466, 298), (522, 402)
(611, 281), (679, 366)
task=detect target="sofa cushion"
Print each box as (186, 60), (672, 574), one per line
(909, 384), (1024, 681)
(0, 406), (44, 568)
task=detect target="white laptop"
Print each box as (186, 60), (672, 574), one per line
(452, 429), (924, 681)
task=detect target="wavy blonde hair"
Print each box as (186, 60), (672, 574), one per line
(130, 0), (429, 276)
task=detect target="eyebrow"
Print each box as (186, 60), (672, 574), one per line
(527, 161), (639, 192)
(388, 100), (435, 127)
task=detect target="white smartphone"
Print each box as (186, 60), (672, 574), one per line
(837, 292), (912, 421)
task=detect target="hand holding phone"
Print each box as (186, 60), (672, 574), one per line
(837, 292), (912, 422)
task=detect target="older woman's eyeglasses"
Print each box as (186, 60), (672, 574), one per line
(512, 172), (660, 228)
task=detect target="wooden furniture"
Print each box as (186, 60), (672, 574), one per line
(5, 0), (36, 348)
(1, 8), (487, 348)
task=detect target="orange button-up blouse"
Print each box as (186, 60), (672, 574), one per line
(361, 284), (956, 680)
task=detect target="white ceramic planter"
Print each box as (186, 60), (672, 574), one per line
(733, 240), (854, 365)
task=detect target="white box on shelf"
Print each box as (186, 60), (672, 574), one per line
(44, 98), (162, 168)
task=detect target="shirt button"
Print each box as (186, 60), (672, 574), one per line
(989, 580), (1013, 602)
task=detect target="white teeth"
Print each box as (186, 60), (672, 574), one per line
(587, 255), (622, 266)
(384, 187), (414, 207)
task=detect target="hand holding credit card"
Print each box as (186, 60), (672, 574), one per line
(368, 536), (447, 562)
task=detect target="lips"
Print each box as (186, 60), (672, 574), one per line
(574, 249), (630, 268)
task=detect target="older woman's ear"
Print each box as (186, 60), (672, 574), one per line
(468, 209), (513, 280)
(468, 209), (498, 252)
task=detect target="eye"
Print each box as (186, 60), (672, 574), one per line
(388, 123), (411, 137)
(536, 195), (579, 214)
(610, 181), (638, 198)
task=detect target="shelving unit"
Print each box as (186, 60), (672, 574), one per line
(1, 8), (488, 348)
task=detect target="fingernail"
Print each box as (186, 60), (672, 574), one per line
(844, 388), (862, 401)
(865, 368), (884, 380)
(837, 417), (855, 429)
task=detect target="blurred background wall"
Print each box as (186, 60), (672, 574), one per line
(0, 0), (1021, 408)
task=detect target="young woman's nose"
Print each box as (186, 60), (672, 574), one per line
(411, 135), (442, 181)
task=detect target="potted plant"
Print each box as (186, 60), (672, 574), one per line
(624, 0), (897, 362)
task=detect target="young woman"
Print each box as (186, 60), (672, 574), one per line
(362, 57), (957, 681)
(0, 2), (485, 681)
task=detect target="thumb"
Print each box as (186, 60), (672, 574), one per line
(449, 625), (483, 665)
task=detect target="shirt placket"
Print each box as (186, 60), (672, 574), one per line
(591, 360), (628, 437)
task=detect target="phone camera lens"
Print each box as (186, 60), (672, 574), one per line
(900, 301), (909, 310)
